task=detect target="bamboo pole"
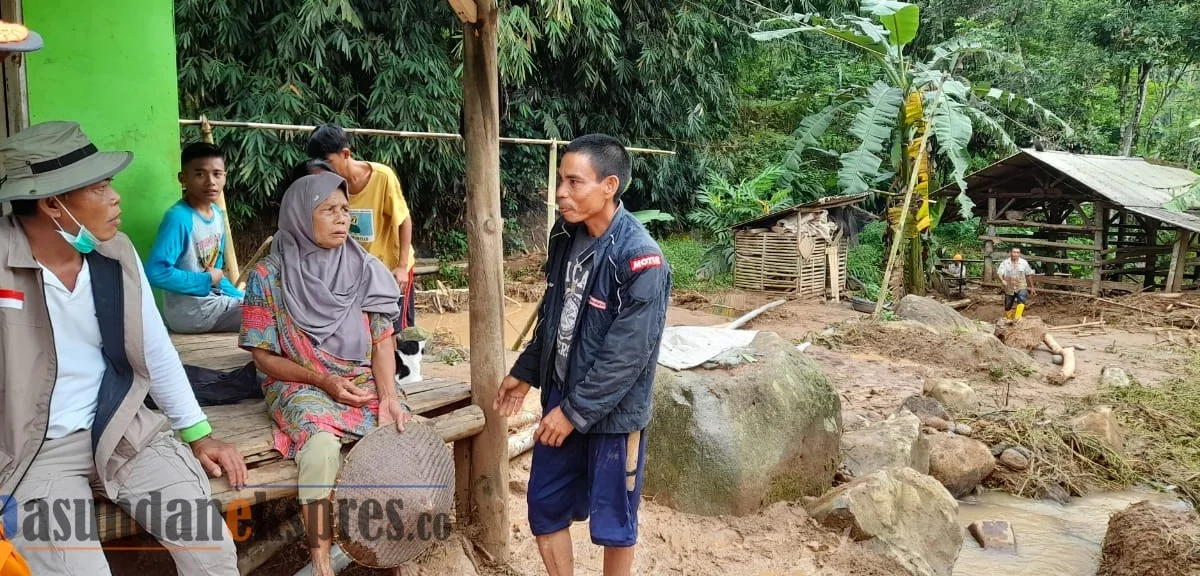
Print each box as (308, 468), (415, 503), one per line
(876, 85), (943, 318)
(546, 139), (558, 242)
(199, 115), (241, 283)
(179, 119), (675, 155)
(462, 0), (510, 560)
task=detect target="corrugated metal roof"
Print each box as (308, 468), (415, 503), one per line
(729, 193), (869, 230)
(1125, 206), (1200, 234)
(1022, 149), (1198, 208)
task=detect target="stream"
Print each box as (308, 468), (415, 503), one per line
(953, 488), (1189, 575)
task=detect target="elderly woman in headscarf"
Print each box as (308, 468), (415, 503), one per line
(239, 171), (411, 575)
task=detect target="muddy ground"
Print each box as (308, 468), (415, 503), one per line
(109, 282), (1199, 575)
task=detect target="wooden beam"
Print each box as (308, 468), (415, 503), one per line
(984, 253), (1095, 267)
(447, 0), (477, 22)
(198, 116), (242, 283)
(986, 219), (1099, 232)
(978, 235), (1102, 251)
(461, 0), (510, 562)
(1167, 230), (1192, 293)
(1036, 275), (1141, 293)
(984, 197), (997, 283)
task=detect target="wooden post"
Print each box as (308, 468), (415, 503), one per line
(1166, 230), (1192, 293)
(983, 196), (997, 283)
(1141, 218), (1159, 289)
(1092, 202), (1105, 295)
(460, 0), (510, 561)
(546, 140), (558, 243)
(199, 115), (241, 282)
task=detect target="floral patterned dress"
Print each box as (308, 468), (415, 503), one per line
(239, 259), (401, 459)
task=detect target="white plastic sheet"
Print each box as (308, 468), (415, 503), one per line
(656, 325), (758, 371)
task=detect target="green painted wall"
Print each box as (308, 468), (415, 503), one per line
(23, 0), (181, 259)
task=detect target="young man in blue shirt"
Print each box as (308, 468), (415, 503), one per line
(146, 143), (244, 333)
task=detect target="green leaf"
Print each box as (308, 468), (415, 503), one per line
(849, 81), (904, 155)
(962, 105), (1017, 153)
(860, 0), (920, 47)
(932, 97), (974, 218)
(978, 87), (1074, 137)
(632, 210), (676, 224)
(1190, 119), (1200, 129)
(837, 81), (903, 195)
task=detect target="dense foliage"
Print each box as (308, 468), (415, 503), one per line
(176, 0), (759, 254)
(176, 0), (1200, 273)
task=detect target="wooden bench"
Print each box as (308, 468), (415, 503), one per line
(95, 333), (485, 542)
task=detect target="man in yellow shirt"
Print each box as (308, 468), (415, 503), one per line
(307, 124), (417, 330)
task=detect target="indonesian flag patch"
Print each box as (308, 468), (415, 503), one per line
(0, 289), (23, 310)
(629, 254), (662, 273)
(588, 296), (607, 310)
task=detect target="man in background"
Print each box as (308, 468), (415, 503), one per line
(997, 247), (1036, 321)
(145, 142), (244, 333)
(306, 124), (417, 332)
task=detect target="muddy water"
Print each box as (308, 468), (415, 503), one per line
(954, 489), (1188, 575)
(421, 303), (533, 349)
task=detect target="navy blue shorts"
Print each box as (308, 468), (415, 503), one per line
(527, 386), (647, 547)
(1005, 289), (1029, 309)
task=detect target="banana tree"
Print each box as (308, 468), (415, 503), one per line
(751, 0), (1071, 295)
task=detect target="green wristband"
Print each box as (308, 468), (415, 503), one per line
(179, 419), (213, 443)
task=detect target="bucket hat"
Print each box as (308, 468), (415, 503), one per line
(0, 21), (41, 53)
(0, 121), (132, 203)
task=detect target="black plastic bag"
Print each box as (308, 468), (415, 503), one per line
(145, 361), (264, 409)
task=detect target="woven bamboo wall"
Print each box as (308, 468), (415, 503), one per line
(733, 230), (848, 297)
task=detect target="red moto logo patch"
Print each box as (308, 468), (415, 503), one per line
(588, 296), (607, 310)
(629, 255), (662, 273)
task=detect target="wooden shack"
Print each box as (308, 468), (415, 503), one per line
(934, 149), (1200, 295)
(730, 194), (868, 298)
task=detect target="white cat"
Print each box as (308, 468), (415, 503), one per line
(394, 338), (426, 387)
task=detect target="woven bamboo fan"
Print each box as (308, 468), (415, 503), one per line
(331, 420), (456, 568)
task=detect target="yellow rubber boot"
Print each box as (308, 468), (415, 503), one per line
(1015, 303), (1025, 320)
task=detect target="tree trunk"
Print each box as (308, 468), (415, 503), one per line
(462, 0), (510, 562)
(1119, 62), (1151, 157)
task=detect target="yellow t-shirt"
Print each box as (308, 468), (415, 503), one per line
(347, 161), (416, 272)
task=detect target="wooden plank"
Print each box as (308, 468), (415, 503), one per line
(1036, 275), (1140, 292)
(462, 0), (511, 559)
(985, 252), (1095, 267)
(978, 235), (1101, 251)
(97, 405), (485, 542)
(985, 197), (996, 283)
(1094, 203), (1107, 295)
(987, 219), (1100, 232)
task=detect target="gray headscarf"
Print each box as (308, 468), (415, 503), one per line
(266, 172), (400, 361)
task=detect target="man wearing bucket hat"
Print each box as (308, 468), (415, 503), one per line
(0, 121), (243, 575)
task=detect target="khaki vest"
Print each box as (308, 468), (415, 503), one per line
(0, 215), (166, 500)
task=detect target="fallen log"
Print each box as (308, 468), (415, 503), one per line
(509, 429), (535, 459)
(722, 299), (787, 330)
(946, 298), (972, 309)
(1043, 334), (1064, 354)
(1048, 321), (1104, 331)
(1049, 347), (1075, 385)
(238, 511), (303, 574)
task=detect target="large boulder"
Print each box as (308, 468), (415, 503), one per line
(1070, 405), (1125, 455)
(1097, 500), (1200, 576)
(841, 411), (930, 477)
(922, 379), (979, 414)
(894, 295), (979, 334)
(926, 434), (995, 498)
(646, 331), (842, 516)
(807, 467), (962, 576)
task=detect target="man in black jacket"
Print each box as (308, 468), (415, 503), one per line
(494, 134), (671, 576)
